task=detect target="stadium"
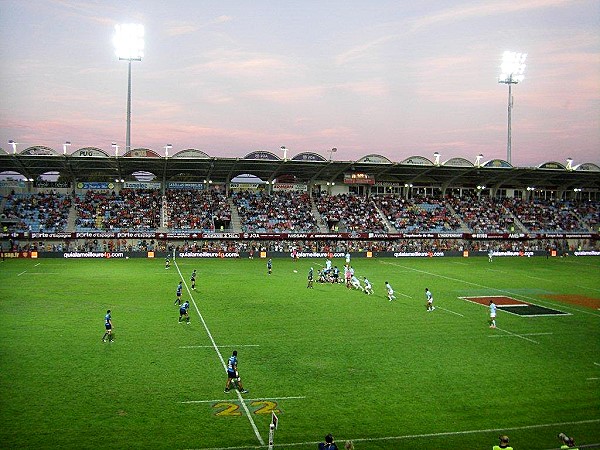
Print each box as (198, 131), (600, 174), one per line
(1, 1), (600, 449)
(0, 146), (599, 449)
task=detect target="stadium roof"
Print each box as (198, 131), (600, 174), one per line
(1, 145), (599, 192)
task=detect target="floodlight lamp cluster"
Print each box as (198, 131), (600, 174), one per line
(499, 51), (527, 84)
(113, 24), (145, 60)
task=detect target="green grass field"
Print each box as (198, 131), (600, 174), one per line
(0, 255), (599, 449)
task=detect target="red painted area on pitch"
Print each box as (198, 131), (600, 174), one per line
(542, 294), (600, 309)
(462, 296), (528, 306)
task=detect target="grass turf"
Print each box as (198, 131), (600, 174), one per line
(0, 255), (599, 449)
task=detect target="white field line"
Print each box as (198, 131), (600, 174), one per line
(538, 260), (600, 293)
(174, 261), (264, 446)
(17, 270), (27, 276)
(594, 362), (600, 367)
(587, 377), (599, 380)
(487, 268), (509, 274)
(451, 262), (469, 266)
(436, 306), (464, 317)
(188, 418), (600, 450)
(34, 262), (40, 267)
(25, 272), (60, 275)
(562, 260), (600, 268)
(398, 292), (412, 299)
(179, 345), (260, 349)
(523, 274), (553, 282)
(495, 327), (539, 344)
(488, 332), (553, 338)
(382, 261), (600, 317)
(181, 395), (306, 404)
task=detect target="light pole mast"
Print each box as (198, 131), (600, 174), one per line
(498, 51), (527, 165)
(113, 24), (144, 153)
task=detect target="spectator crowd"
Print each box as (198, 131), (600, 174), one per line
(1, 189), (598, 236)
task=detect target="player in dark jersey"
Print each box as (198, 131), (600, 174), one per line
(102, 310), (113, 342)
(165, 256), (170, 269)
(267, 259), (272, 275)
(307, 267), (314, 288)
(174, 281), (183, 306)
(190, 269), (197, 290)
(224, 350), (249, 393)
(332, 266), (340, 283)
(179, 301), (190, 324)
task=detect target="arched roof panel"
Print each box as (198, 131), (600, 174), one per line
(357, 154), (392, 164)
(70, 147), (110, 157)
(172, 149), (211, 159)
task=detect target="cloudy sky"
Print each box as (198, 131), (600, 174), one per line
(0, 0), (598, 167)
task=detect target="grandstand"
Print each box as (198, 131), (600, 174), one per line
(1, 146), (599, 450)
(0, 146), (598, 254)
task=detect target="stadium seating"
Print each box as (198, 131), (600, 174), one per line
(373, 195), (462, 232)
(74, 189), (161, 231)
(232, 190), (318, 232)
(315, 193), (386, 232)
(2, 191), (71, 232)
(165, 188), (231, 231)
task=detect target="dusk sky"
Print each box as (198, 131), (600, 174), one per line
(1, 0), (598, 167)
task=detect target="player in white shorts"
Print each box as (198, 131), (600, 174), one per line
(363, 277), (373, 295)
(489, 300), (497, 328)
(385, 281), (396, 301)
(425, 287), (435, 311)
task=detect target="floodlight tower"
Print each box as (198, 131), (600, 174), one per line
(498, 51), (526, 165)
(113, 23), (144, 153)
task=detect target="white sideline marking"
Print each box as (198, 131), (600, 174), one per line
(174, 261), (264, 446)
(179, 345), (260, 349)
(188, 418), (600, 450)
(495, 327), (539, 344)
(17, 270), (27, 276)
(181, 395), (306, 404)
(382, 261), (600, 317)
(436, 306), (464, 317)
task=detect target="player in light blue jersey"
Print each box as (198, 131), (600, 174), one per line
(174, 281), (183, 306)
(489, 300), (497, 328)
(425, 288), (435, 312)
(350, 275), (362, 291)
(224, 350), (249, 394)
(102, 310), (113, 342)
(179, 301), (190, 324)
(363, 277), (373, 295)
(385, 281), (396, 301)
